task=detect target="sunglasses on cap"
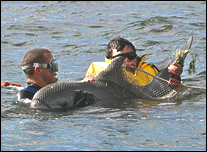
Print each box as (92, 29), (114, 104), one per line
(112, 51), (137, 60)
(22, 59), (59, 72)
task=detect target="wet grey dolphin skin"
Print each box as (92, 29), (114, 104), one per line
(30, 36), (206, 110)
(30, 58), (137, 110)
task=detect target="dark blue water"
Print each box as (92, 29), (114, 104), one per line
(1, 1), (206, 151)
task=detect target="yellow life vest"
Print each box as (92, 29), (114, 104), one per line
(84, 56), (159, 86)
(85, 61), (109, 78)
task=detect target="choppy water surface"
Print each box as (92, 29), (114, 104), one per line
(1, 1), (206, 151)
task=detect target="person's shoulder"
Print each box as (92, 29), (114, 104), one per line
(21, 87), (39, 94)
(19, 88), (34, 100)
(19, 86), (40, 100)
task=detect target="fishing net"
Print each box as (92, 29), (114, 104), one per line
(94, 56), (206, 101)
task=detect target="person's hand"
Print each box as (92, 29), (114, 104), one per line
(81, 75), (94, 82)
(168, 62), (183, 77)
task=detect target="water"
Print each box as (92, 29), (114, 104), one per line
(1, 1), (206, 151)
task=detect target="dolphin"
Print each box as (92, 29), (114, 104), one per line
(30, 36), (206, 110)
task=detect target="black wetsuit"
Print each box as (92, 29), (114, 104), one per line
(19, 82), (41, 100)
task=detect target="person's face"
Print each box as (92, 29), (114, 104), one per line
(112, 45), (138, 73)
(39, 53), (58, 85)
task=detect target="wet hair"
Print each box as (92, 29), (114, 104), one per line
(22, 48), (51, 76)
(105, 36), (136, 59)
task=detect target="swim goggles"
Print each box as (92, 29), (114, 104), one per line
(22, 59), (59, 72)
(112, 51), (137, 60)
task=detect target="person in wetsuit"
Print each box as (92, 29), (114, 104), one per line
(19, 48), (95, 107)
(19, 48), (59, 100)
(82, 37), (183, 85)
